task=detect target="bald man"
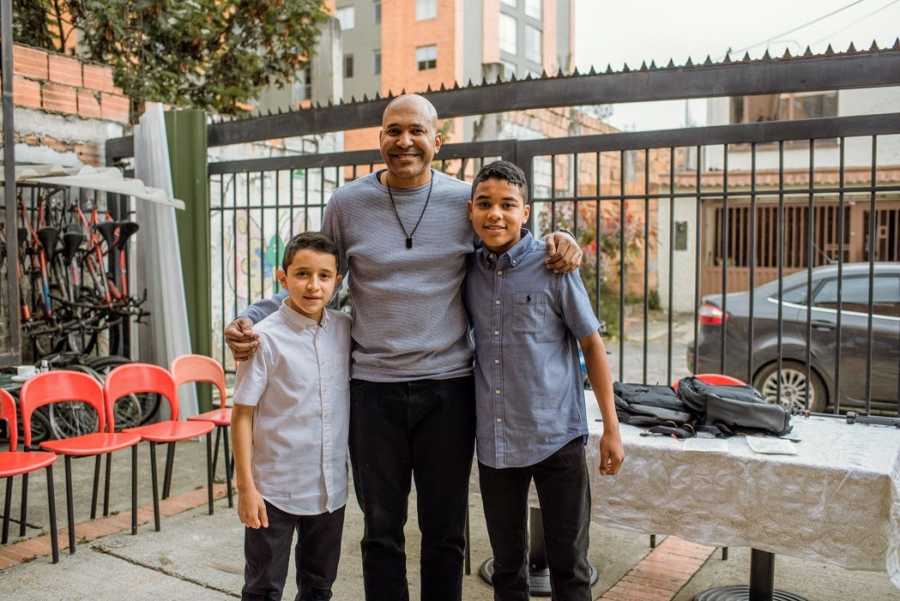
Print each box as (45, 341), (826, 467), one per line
(226, 95), (583, 601)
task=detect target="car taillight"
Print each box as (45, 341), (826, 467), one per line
(699, 303), (728, 326)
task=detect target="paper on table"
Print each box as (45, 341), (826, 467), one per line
(745, 436), (799, 455)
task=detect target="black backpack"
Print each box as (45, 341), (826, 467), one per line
(613, 383), (695, 436)
(677, 377), (792, 436)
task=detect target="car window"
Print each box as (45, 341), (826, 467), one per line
(780, 285), (807, 304)
(814, 275), (900, 317)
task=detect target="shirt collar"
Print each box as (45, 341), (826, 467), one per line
(278, 299), (329, 331)
(478, 229), (535, 269)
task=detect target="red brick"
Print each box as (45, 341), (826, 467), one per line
(77, 88), (102, 119)
(74, 143), (101, 166)
(41, 82), (77, 114)
(13, 76), (41, 109)
(83, 64), (119, 94)
(48, 53), (82, 87)
(13, 45), (48, 79)
(100, 92), (130, 123)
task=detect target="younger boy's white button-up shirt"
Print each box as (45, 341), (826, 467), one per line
(233, 303), (352, 515)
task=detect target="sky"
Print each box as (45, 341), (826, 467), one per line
(574, 0), (900, 131)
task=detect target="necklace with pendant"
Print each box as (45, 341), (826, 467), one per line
(386, 171), (434, 249)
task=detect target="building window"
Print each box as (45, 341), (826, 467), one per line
(525, 0), (541, 19)
(374, 50), (381, 75)
(416, 0), (437, 20)
(500, 13), (517, 54)
(374, 0), (381, 24)
(344, 53), (354, 78)
(336, 6), (355, 31)
(296, 66), (312, 101)
(501, 0), (517, 6)
(416, 45), (437, 70)
(730, 91), (838, 123)
(524, 24), (541, 63)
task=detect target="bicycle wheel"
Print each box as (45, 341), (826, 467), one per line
(84, 355), (161, 427)
(47, 402), (99, 440)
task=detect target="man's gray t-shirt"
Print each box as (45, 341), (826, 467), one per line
(244, 170), (475, 382)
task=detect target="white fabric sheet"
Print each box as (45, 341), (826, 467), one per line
(585, 392), (900, 588)
(132, 103), (197, 417)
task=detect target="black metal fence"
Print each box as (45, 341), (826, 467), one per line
(208, 112), (900, 417)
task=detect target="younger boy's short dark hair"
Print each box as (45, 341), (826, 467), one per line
(281, 232), (339, 271)
(472, 160), (529, 203)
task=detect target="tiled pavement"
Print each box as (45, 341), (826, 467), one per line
(1, 440), (898, 600)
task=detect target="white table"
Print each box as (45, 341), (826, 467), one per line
(584, 391), (900, 599)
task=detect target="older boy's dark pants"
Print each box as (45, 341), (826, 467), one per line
(242, 501), (345, 601)
(349, 376), (476, 601)
(479, 437), (592, 601)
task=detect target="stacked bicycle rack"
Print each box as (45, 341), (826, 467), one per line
(1, 184), (156, 442)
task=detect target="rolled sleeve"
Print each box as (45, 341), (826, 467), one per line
(233, 336), (270, 407)
(558, 269), (601, 339)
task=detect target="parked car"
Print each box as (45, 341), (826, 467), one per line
(688, 262), (900, 414)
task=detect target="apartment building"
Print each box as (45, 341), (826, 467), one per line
(323, 0), (577, 149)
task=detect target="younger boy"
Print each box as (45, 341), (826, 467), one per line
(465, 161), (624, 601)
(232, 232), (352, 601)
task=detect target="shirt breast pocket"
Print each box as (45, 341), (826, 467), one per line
(513, 292), (546, 333)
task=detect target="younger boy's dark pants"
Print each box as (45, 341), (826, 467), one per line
(478, 436), (592, 601)
(242, 501), (345, 601)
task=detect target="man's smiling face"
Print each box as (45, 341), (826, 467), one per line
(379, 95), (442, 188)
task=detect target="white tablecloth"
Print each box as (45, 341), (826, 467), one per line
(584, 392), (900, 588)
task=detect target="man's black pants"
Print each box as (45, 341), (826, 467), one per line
(242, 501), (345, 601)
(349, 376), (476, 601)
(479, 437), (592, 601)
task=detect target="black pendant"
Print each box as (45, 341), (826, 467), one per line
(406, 237), (413, 249)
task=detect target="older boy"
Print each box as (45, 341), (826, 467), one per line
(465, 161), (624, 601)
(231, 232), (352, 601)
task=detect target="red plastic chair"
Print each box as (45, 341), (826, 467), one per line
(0, 389), (59, 563)
(171, 354), (232, 508)
(20, 371), (141, 555)
(105, 363), (215, 531)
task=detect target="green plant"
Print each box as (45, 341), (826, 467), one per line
(13, 0), (329, 119)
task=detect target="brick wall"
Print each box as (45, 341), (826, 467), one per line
(13, 44), (129, 124)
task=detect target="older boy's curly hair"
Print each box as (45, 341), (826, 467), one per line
(281, 232), (339, 271)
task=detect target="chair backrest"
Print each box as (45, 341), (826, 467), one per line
(105, 363), (178, 429)
(673, 373), (747, 391)
(0, 389), (18, 452)
(170, 355), (227, 409)
(19, 371), (106, 447)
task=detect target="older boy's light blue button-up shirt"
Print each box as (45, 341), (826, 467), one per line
(233, 303), (352, 515)
(465, 230), (601, 469)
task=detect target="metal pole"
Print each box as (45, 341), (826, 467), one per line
(2, 0), (21, 362)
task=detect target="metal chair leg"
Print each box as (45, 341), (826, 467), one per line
(103, 453), (112, 517)
(90, 455), (101, 520)
(18, 472), (27, 537)
(131, 445), (138, 535)
(222, 426), (233, 508)
(206, 432), (214, 515)
(2, 477), (11, 544)
(650, 534), (657, 548)
(64, 455), (75, 554)
(162, 442), (175, 499)
(46, 466), (59, 564)
(149, 442), (160, 531)
(211, 426), (222, 477)
(722, 546), (729, 561)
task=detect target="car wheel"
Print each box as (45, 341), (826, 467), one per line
(754, 361), (826, 413)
